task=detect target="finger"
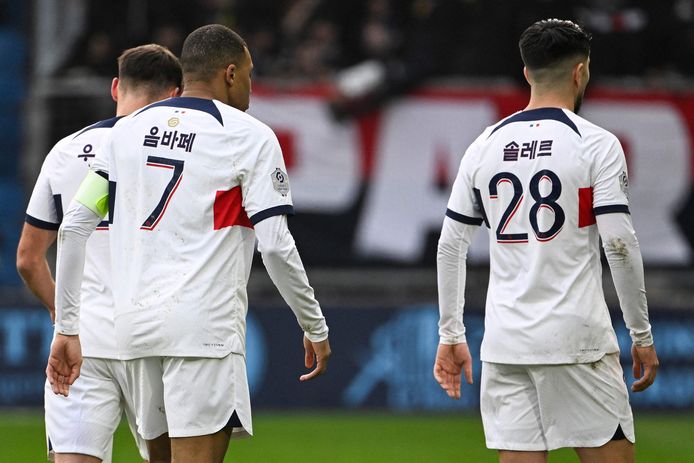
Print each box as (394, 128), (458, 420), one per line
(463, 361), (473, 385)
(300, 360), (326, 382)
(632, 355), (641, 379)
(631, 376), (650, 392)
(46, 364), (64, 395)
(433, 363), (446, 385)
(67, 365), (80, 385)
(451, 372), (462, 399)
(46, 364), (56, 386)
(631, 366), (653, 392)
(304, 346), (315, 369)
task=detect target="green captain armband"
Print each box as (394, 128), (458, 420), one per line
(74, 170), (109, 218)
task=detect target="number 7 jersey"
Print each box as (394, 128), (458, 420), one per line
(91, 97), (294, 360)
(447, 107), (630, 364)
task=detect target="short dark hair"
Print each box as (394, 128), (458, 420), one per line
(519, 19), (591, 71)
(180, 24), (247, 82)
(117, 44), (182, 95)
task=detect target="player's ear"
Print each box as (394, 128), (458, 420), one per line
(523, 67), (531, 85)
(225, 64), (236, 87)
(573, 61), (585, 88)
(110, 78), (119, 103)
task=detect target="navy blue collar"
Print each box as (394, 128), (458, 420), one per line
(135, 97), (224, 126)
(75, 115), (124, 138)
(489, 107), (580, 137)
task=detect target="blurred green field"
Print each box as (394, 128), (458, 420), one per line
(1, 411), (693, 462)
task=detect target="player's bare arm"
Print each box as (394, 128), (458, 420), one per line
(16, 223), (58, 322)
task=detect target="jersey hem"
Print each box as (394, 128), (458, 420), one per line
(480, 350), (618, 365)
(117, 348), (239, 360)
(25, 214), (60, 230)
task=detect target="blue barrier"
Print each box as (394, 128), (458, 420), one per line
(1, 305), (692, 410)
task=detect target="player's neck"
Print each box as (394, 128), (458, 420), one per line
(116, 96), (161, 117)
(525, 89), (575, 113)
(181, 81), (222, 102)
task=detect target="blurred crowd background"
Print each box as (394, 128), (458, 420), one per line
(34, 0), (694, 85)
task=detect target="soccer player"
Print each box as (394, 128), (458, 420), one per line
(433, 19), (659, 463)
(17, 44), (182, 463)
(47, 24), (331, 463)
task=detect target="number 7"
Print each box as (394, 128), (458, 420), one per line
(141, 156), (184, 230)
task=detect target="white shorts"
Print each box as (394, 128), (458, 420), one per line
(125, 353), (252, 439)
(45, 357), (148, 462)
(480, 353), (635, 451)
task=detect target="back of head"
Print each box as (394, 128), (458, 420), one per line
(519, 19), (591, 82)
(118, 44), (182, 97)
(180, 24), (247, 83)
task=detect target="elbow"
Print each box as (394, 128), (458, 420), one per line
(259, 241), (287, 262)
(437, 237), (461, 262)
(16, 250), (40, 280)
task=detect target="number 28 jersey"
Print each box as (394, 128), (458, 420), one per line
(447, 108), (630, 364)
(92, 97), (293, 360)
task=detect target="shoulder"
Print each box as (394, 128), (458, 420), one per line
(463, 120), (504, 162)
(217, 102), (273, 133)
(216, 102), (278, 142)
(42, 124), (94, 167)
(566, 111), (619, 146)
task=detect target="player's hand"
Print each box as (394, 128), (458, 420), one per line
(433, 343), (473, 400)
(300, 335), (331, 382)
(631, 343), (659, 392)
(46, 334), (82, 397)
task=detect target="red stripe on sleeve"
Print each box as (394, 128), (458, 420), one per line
(578, 187), (596, 228)
(214, 187), (254, 230)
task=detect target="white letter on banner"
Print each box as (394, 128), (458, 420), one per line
(248, 97), (361, 212)
(582, 102), (691, 264)
(356, 99), (496, 261)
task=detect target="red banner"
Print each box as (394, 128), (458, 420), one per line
(249, 85), (694, 265)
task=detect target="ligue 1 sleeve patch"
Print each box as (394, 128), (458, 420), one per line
(619, 171), (629, 198)
(271, 168), (290, 196)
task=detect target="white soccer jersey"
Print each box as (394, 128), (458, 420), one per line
(26, 117), (122, 358)
(447, 107), (630, 364)
(91, 97), (295, 359)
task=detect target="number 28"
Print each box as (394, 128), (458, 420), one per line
(485, 169), (565, 243)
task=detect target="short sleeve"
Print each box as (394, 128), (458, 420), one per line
(242, 128), (294, 225)
(592, 135), (630, 216)
(445, 146), (485, 226)
(25, 153), (60, 230)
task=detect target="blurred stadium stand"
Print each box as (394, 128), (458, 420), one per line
(0, 0), (24, 286)
(1, 0), (694, 411)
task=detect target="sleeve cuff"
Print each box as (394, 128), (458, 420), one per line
(440, 334), (467, 345)
(630, 327), (653, 347)
(55, 324), (79, 336)
(304, 325), (329, 343)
